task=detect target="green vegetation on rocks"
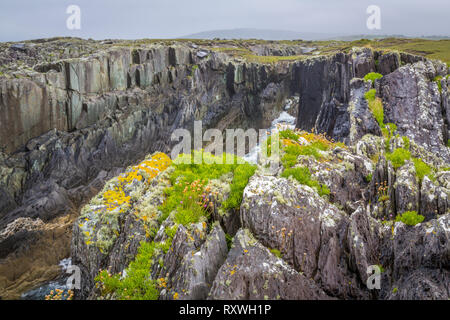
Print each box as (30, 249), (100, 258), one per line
(364, 89), (384, 129)
(386, 148), (412, 169)
(270, 248), (282, 258)
(364, 88), (399, 150)
(395, 211), (425, 226)
(281, 167), (330, 197)
(159, 151), (256, 224)
(412, 158), (434, 181)
(386, 146), (435, 182)
(279, 129), (339, 198)
(434, 76), (443, 92)
(95, 151), (256, 300)
(364, 72), (383, 82)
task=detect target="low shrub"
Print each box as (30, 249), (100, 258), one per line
(223, 163), (257, 210)
(364, 72), (383, 82)
(270, 248), (282, 258)
(386, 148), (411, 169)
(395, 211), (425, 226)
(412, 158), (433, 182)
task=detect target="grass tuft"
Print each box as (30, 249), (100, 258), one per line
(395, 211), (425, 226)
(281, 167), (330, 197)
(364, 72), (383, 82)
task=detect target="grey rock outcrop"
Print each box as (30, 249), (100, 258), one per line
(380, 60), (450, 162)
(208, 229), (331, 300)
(240, 174), (370, 299)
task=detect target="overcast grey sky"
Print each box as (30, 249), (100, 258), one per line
(0, 0), (449, 41)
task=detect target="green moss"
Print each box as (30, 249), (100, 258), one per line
(94, 151), (257, 300)
(365, 173), (373, 182)
(402, 136), (410, 150)
(387, 146), (436, 181)
(365, 89), (385, 130)
(296, 144), (322, 159)
(282, 141), (330, 165)
(395, 211), (425, 226)
(385, 123), (397, 136)
(270, 248), (282, 258)
(223, 163), (257, 210)
(95, 221), (177, 300)
(434, 76), (443, 93)
(281, 153), (298, 169)
(281, 167), (330, 197)
(174, 207), (206, 226)
(279, 130), (300, 141)
(225, 233), (233, 250)
(364, 89), (376, 102)
(364, 89), (398, 147)
(386, 148), (411, 169)
(364, 72), (383, 82)
(159, 151), (255, 225)
(376, 264), (385, 273)
(412, 158), (434, 182)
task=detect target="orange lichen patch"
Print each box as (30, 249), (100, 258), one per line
(118, 152), (172, 185)
(105, 153), (172, 212)
(78, 152), (172, 248)
(103, 187), (131, 211)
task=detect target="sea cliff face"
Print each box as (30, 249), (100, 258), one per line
(0, 38), (449, 299)
(0, 38), (300, 298)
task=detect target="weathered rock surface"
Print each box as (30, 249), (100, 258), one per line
(380, 60), (450, 162)
(157, 224), (228, 300)
(348, 79), (382, 143)
(378, 215), (449, 299)
(208, 229), (331, 300)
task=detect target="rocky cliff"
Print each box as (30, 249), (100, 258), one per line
(0, 38), (302, 298)
(0, 38), (449, 299)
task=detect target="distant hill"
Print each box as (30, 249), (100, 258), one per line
(180, 28), (337, 41)
(180, 28), (450, 41)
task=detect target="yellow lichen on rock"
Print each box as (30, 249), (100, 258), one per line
(77, 152), (172, 250)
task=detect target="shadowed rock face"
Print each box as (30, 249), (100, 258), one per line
(295, 52), (353, 139)
(0, 39), (449, 300)
(0, 44), (298, 223)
